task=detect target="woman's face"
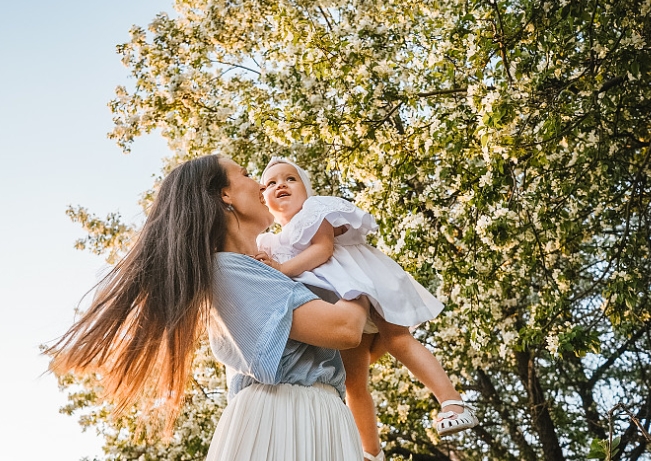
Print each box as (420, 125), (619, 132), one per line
(220, 157), (274, 231)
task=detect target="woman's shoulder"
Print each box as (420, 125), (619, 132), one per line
(213, 252), (315, 304)
(214, 252), (276, 279)
(215, 252), (254, 265)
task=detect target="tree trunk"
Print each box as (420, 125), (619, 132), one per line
(515, 350), (566, 461)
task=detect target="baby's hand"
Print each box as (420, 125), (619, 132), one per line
(252, 251), (282, 272)
(333, 225), (348, 237)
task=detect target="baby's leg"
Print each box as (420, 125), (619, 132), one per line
(369, 333), (387, 364)
(340, 333), (383, 459)
(373, 315), (464, 414)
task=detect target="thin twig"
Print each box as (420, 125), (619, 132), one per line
(489, 0), (513, 84)
(417, 87), (469, 98)
(608, 402), (651, 448)
(317, 5), (333, 31)
(211, 59), (261, 76)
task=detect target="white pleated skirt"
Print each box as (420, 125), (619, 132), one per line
(206, 382), (363, 461)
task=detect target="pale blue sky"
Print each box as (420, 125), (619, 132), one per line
(0, 2), (173, 459)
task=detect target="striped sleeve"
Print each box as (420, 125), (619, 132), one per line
(209, 253), (319, 384)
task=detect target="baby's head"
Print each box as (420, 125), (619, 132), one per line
(261, 157), (313, 226)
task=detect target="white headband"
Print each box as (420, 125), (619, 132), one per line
(261, 156), (314, 197)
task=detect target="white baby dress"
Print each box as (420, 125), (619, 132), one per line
(257, 196), (444, 330)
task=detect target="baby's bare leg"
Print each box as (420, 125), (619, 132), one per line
(373, 315), (464, 414)
(340, 333), (383, 458)
(369, 333), (387, 363)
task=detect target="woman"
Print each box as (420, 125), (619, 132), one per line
(46, 154), (369, 461)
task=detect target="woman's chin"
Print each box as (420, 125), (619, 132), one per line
(263, 212), (275, 229)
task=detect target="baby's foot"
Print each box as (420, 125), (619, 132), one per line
(436, 399), (479, 436)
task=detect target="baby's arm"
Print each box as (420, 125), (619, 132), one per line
(278, 220), (335, 277)
(257, 220), (335, 277)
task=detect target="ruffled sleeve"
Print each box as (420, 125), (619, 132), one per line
(285, 196), (378, 250)
(209, 253), (319, 385)
(256, 232), (276, 256)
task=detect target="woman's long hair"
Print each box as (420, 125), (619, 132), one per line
(46, 154), (229, 429)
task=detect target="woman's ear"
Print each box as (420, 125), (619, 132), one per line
(221, 188), (232, 205)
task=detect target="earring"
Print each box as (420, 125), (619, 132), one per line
(226, 204), (234, 212)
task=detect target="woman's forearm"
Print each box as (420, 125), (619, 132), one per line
(289, 296), (370, 349)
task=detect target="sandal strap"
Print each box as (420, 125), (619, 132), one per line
(437, 410), (459, 420)
(364, 450), (385, 461)
(440, 399), (465, 408)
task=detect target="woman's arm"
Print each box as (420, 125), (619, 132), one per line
(289, 296), (370, 350)
(258, 220), (335, 277)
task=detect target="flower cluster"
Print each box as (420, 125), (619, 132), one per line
(63, 0), (651, 459)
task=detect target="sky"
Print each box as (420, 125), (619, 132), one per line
(0, 2), (175, 459)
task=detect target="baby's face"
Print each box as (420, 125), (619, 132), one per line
(262, 163), (309, 226)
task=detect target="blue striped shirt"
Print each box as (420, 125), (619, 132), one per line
(209, 252), (347, 400)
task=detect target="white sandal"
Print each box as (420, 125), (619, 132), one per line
(364, 449), (385, 461)
(435, 399), (479, 436)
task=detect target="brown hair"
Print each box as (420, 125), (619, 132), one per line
(45, 154), (229, 429)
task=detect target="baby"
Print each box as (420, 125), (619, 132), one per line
(256, 157), (478, 461)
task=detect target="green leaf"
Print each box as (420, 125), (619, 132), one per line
(587, 438), (607, 459)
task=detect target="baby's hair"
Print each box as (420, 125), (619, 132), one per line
(262, 157), (314, 197)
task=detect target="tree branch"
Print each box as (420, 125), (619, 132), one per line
(317, 5), (333, 31)
(611, 398), (651, 461)
(489, 0), (514, 84)
(473, 424), (522, 461)
(211, 59), (261, 76)
(588, 322), (650, 388)
(364, 100), (405, 126)
(598, 76), (625, 93)
(563, 354), (608, 439)
(476, 369), (537, 460)
(417, 87), (468, 98)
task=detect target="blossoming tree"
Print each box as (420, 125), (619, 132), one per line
(61, 0), (651, 459)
